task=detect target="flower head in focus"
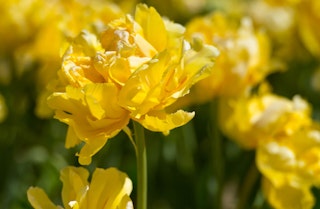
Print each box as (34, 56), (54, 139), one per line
(48, 4), (219, 164)
(27, 166), (133, 209)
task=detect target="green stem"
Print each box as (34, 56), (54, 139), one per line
(210, 99), (224, 209)
(133, 121), (147, 209)
(237, 161), (260, 209)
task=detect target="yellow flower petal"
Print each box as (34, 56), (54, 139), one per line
(65, 127), (81, 149)
(184, 12), (275, 102)
(219, 92), (311, 149)
(28, 167), (133, 209)
(27, 187), (62, 209)
(262, 178), (314, 209)
(85, 83), (118, 120)
(118, 53), (169, 117)
(86, 167), (133, 209)
(48, 84), (130, 165)
(60, 166), (89, 208)
(298, 0), (320, 57)
(76, 135), (109, 165)
(137, 110), (195, 134)
(118, 195), (134, 209)
(135, 4), (167, 52)
(257, 140), (296, 186)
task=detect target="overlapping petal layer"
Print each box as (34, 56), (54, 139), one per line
(48, 84), (130, 165)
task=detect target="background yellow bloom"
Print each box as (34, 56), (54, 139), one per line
(262, 177), (314, 209)
(298, 0), (320, 58)
(219, 90), (311, 149)
(257, 124), (320, 186)
(172, 12), (276, 108)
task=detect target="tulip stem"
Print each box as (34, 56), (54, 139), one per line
(133, 121), (147, 209)
(210, 99), (224, 209)
(237, 161), (260, 209)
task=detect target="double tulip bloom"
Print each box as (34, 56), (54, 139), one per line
(219, 88), (311, 148)
(183, 12), (273, 105)
(219, 86), (320, 209)
(48, 4), (219, 165)
(258, 123), (320, 209)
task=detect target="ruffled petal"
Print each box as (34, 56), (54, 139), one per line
(136, 110), (194, 134)
(76, 135), (109, 165)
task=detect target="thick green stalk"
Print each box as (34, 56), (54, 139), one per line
(133, 121), (147, 209)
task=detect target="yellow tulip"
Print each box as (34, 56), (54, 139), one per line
(183, 12), (273, 105)
(27, 166), (133, 209)
(256, 124), (320, 209)
(257, 123), (320, 187)
(49, 4), (218, 164)
(298, 0), (320, 58)
(262, 177), (314, 209)
(219, 90), (311, 149)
